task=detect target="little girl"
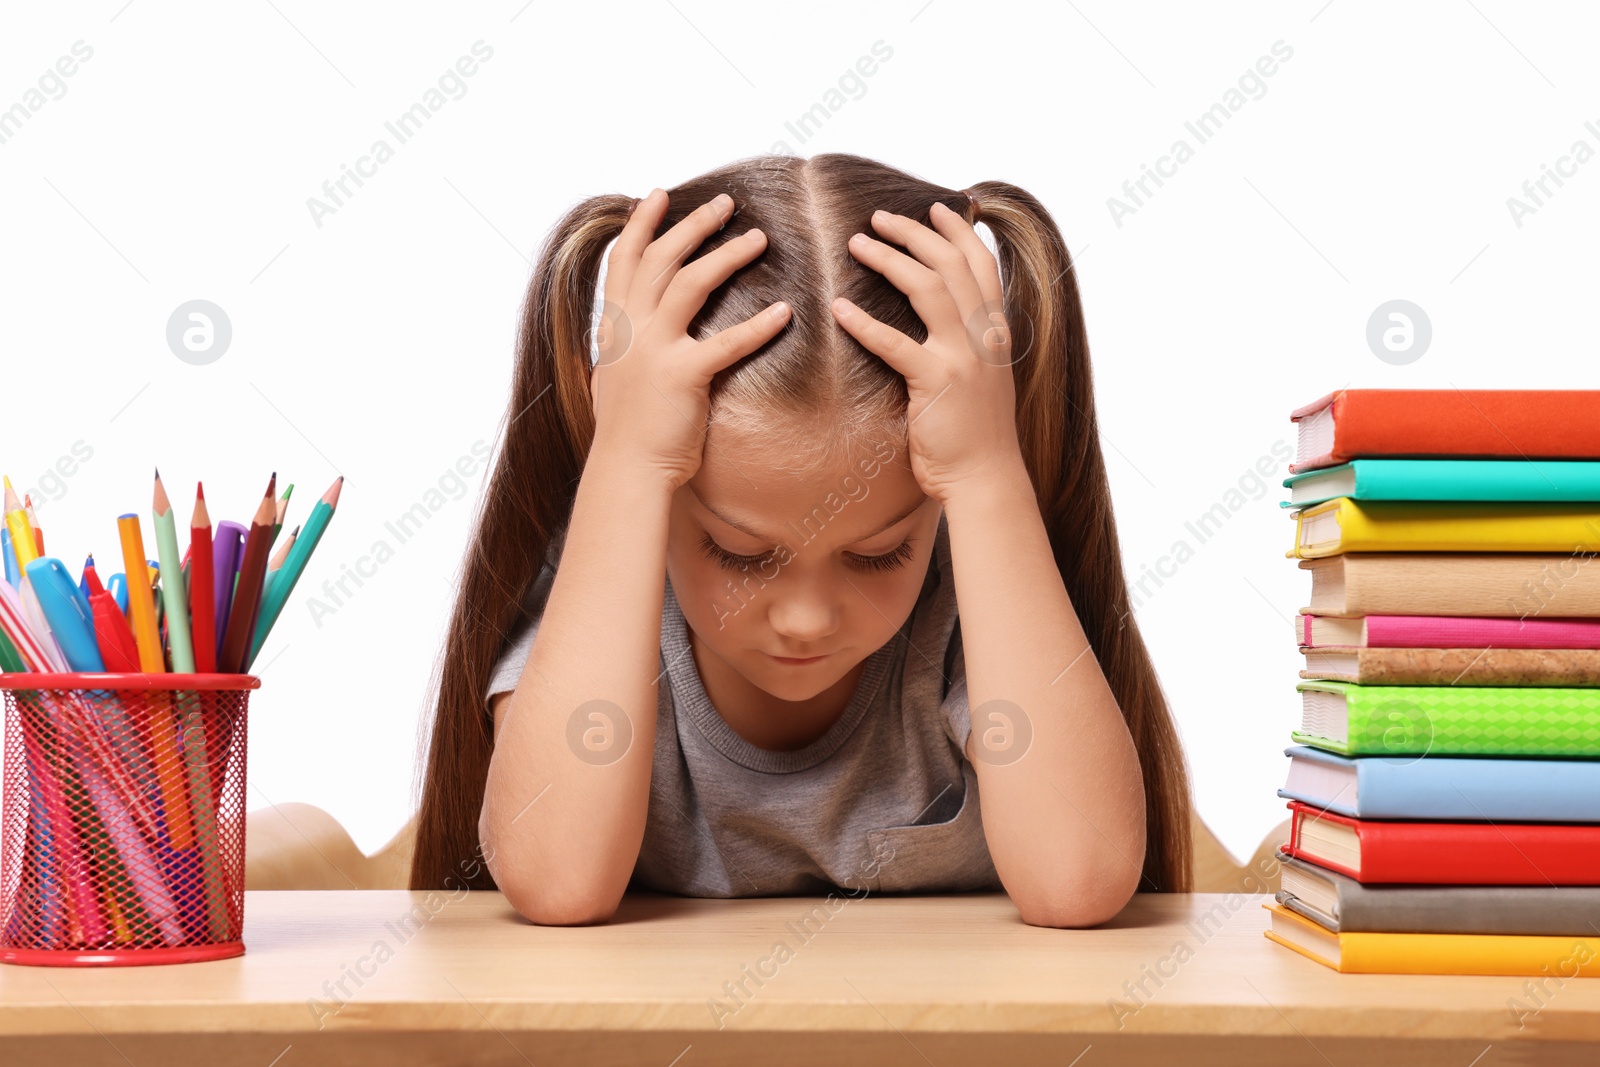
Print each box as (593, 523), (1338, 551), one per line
(412, 153), (1192, 928)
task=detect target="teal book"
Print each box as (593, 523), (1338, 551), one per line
(1280, 459), (1600, 508)
(1294, 680), (1600, 758)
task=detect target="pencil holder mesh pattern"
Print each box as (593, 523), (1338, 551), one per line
(0, 673), (256, 966)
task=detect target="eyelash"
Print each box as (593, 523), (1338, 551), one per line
(697, 533), (917, 574)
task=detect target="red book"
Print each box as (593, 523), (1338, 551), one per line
(1281, 801), (1600, 885)
(1289, 389), (1600, 472)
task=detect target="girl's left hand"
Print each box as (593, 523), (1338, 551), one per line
(831, 202), (1024, 506)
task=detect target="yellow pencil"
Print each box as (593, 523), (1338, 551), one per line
(3, 476), (38, 571)
(117, 512), (195, 849)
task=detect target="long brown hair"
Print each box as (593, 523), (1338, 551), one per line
(411, 152), (1193, 893)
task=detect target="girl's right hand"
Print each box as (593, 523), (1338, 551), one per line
(590, 188), (791, 490)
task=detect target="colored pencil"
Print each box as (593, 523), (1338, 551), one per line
(217, 474), (276, 675)
(268, 523), (298, 573)
(189, 484), (216, 674)
(270, 483), (293, 550)
(153, 472), (227, 938)
(24, 492), (43, 555)
(151, 470), (194, 674)
(3, 477), (37, 572)
(248, 476), (340, 671)
(116, 512), (194, 849)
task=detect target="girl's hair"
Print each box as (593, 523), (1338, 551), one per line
(410, 152), (1194, 894)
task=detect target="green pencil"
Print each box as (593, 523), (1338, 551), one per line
(269, 482), (294, 551)
(246, 476), (341, 671)
(151, 470), (194, 673)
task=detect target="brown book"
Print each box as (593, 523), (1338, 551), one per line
(1300, 646), (1600, 686)
(1299, 552), (1600, 617)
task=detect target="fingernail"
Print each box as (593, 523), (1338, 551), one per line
(833, 298), (852, 319)
(769, 301), (789, 320)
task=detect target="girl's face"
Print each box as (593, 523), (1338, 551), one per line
(665, 429), (942, 707)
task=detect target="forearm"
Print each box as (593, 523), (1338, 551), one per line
(943, 456), (1147, 927)
(480, 447), (670, 924)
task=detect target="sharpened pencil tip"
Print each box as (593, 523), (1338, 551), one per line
(196, 481), (205, 501)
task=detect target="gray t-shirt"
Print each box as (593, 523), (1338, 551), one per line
(484, 509), (1002, 897)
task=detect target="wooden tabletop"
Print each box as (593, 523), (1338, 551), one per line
(2, 890), (1598, 1066)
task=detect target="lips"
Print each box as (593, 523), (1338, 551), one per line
(768, 651), (830, 664)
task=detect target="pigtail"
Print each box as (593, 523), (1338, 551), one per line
(966, 181), (1195, 892)
(409, 193), (633, 891)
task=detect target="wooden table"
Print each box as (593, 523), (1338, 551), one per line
(1, 890), (1597, 1065)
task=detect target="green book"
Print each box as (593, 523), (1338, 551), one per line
(1280, 458), (1600, 508)
(1294, 680), (1600, 758)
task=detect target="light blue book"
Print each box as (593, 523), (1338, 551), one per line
(1278, 745), (1600, 822)
(1280, 459), (1600, 508)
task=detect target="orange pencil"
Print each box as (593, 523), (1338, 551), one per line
(268, 524), (298, 572)
(189, 483), (217, 674)
(24, 492), (43, 554)
(117, 512), (195, 848)
(217, 474), (276, 674)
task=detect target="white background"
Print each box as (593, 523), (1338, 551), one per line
(2, 0), (1596, 866)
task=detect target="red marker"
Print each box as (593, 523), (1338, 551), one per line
(84, 553), (142, 672)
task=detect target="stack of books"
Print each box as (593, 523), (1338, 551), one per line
(1263, 388), (1600, 975)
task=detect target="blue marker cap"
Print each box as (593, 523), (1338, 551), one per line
(23, 557), (105, 672)
(107, 572), (129, 613)
(1, 528), (17, 589)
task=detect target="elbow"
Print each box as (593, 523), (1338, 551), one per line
(479, 817), (620, 927)
(1011, 856), (1143, 930)
(488, 860), (621, 926)
(503, 881), (620, 927)
(1015, 885), (1133, 929)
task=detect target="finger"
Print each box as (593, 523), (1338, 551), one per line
(656, 228), (771, 333)
(829, 297), (926, 382)
(633, 192), (736, 310)
(847, 230), (965, 339)
(603, 188), (668, 311)
(868, 209), (987, 323)
(928, 201), (1003, 307)
(686, 300), (792, 382)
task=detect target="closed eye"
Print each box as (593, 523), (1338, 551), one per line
(697, 533), (916, 573)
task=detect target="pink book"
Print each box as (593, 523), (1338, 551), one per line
(1299, 614), (1600, 649)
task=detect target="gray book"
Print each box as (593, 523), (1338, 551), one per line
(1276, 854), (1600, 936)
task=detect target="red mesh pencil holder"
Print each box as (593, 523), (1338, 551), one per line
(0, 672), (258, 966)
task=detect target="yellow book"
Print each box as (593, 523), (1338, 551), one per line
(1288, 497), (1600, 559)
(1263, 904), (1600, 975)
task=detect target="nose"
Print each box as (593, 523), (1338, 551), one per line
(766, 576), (842, 647)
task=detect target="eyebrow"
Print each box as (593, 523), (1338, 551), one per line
(693, 491), (926, 545)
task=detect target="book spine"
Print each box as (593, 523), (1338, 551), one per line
(1337, 883), (1600, 935)
(1341, 928), (1600, 975)
(1346, 684), (1600, 757)
(1355, 758), (1600, 822)
(1325, 647), (1600, 686)
(1337, 555), (1600, 619)
(1359, 459), (1600, 502)
(1331, 502), (1600, 555)
(1358, 820), (1600, 884)
(1339, 390), (1600, 460)
(1363, 614), (1600, 648)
